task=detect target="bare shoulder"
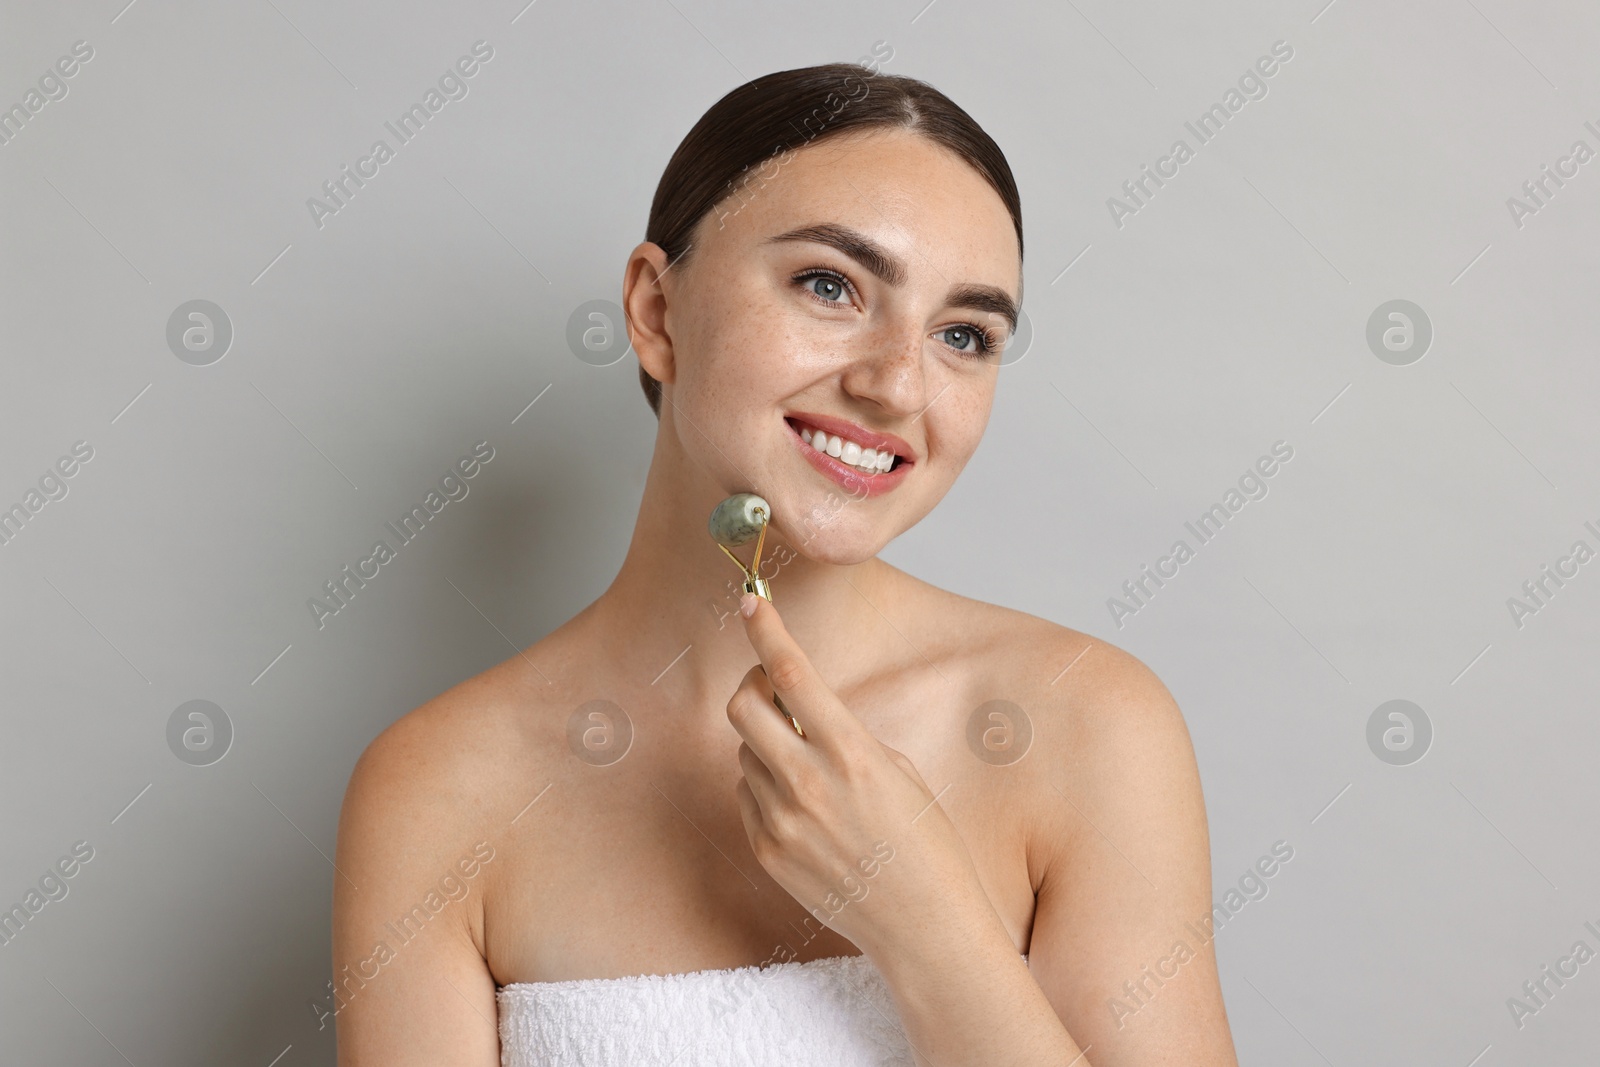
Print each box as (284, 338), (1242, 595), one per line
(893, 568), (1187, 742)
(329, 655), (561, 1063)
(892, 571), (1205, 869)
(335, 651), (563, 925)
(345, 657), (534, 821)
(904, 580), (1230, 1051)
(333, 674), (509, 911)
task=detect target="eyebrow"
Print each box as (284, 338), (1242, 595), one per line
(765, 223), (1019, 333)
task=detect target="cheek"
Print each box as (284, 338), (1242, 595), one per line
(668, 293), (810, 462)
(672, 297), (760, 402)
(686, 294), (828, 400)
(926, 385), (994, 466)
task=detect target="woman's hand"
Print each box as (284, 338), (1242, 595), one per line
(727, 592), (991, 955)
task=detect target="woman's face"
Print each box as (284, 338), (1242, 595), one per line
(641, 127), (1021, 563)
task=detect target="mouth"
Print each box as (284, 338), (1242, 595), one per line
(782, 414), (914, 498)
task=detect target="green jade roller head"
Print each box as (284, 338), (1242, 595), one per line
(708, 492), (776, 602)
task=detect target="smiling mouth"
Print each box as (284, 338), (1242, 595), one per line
(783, 416), (906, 475)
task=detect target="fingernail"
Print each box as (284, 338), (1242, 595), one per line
(739, 592), (759, 618)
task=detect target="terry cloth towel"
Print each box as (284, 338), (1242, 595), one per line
(497, 952), (1029, 1066)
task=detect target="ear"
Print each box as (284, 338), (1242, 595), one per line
(622, 241), (677, 390)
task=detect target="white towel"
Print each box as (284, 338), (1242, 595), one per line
(499, 951), (1020, 1065)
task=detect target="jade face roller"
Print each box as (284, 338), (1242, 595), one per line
(708, 493), (805, 738)
(708, 492), (776, 602)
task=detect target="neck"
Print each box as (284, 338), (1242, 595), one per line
(577, 413), (894, 716)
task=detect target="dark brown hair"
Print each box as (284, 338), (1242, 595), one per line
(638, 61), (1023, 417)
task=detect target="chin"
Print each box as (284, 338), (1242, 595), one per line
(770, 514), (891, 567)
(795, 540), (879, 567)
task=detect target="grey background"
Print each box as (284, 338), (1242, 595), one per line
(2, 0), (1596, 1063)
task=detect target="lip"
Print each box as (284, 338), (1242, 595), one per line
(783, 415), (914, 499)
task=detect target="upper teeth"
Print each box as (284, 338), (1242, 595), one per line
(798, 424), (895, 474)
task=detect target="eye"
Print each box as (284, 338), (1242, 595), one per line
(809, 275), (846, 302)
(939, 323), (1002, 358)
(792, 267), (855, 305)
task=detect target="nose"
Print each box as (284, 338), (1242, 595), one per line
(838, 316), (929, 419)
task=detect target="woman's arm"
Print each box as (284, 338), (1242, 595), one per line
(731, 597), (1236, 1065)
(1024, 643), (1237, 1065)
(849, 863), (1085, 1065)
(862, 642), (1238, 1066)
(331, 709), (502, 1067)
(730, 597), (1084, 1064)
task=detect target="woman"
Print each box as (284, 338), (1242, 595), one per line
(332, 62), (1238, 1066)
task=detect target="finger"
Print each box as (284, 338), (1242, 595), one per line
(880, 740), (932, 792)
(759, 666), (808, 740)
(733, 776), (763, 844)
(736, 739), (780, 810)
(738, 594), (856, 750)
(726, 664), (804, 770)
